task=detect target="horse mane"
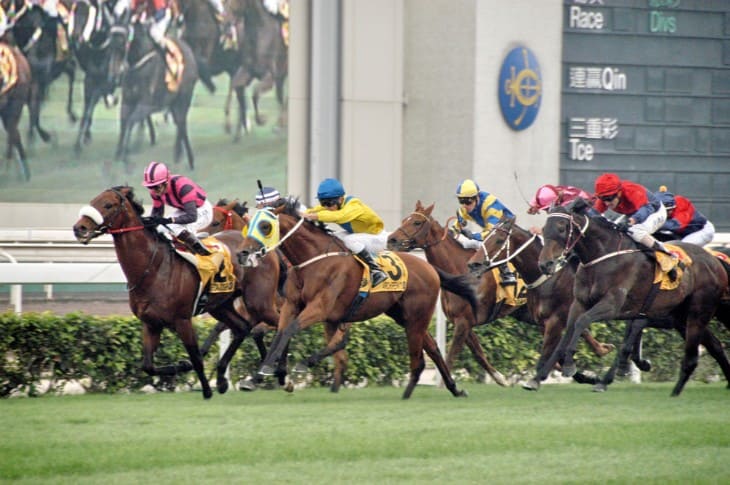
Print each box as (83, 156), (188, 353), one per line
(279, 197), (335, 235)
(111, 185), (145, 215)
(215, 198), (248, 217)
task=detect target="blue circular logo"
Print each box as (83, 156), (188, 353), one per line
(498, 46), (542, 131)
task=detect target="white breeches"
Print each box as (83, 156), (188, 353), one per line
(628, 204), (667, 247)
(158, 200), (213, 237)
(333, 229), (389, 255)
(682, 221), (715, 246)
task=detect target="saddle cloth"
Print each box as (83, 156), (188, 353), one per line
(175, 237), (236, 294)
(163, 39), (185, 93)
(0, 44), (18, 96)
(653, 244), (691, 290)
(356, 251), (408, 294)
(492, 262), (527, 307)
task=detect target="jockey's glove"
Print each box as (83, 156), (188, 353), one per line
(615, 220), (630, 232)
(142, 216), (172, 227)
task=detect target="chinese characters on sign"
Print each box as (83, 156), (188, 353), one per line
(568, 67), (627, 91)
(568, 117), (619, 161)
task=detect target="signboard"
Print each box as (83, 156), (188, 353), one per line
(560, 0), (730, 230)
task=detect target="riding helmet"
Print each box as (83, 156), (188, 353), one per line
(143, 161), (170, 187)
(317, 178), (345, 199)
(456, 179), (480, 198)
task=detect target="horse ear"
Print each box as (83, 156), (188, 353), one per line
(424, 203), (435, 215)
(568, 197), (588, 213)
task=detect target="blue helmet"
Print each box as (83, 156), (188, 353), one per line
(317, 178), (345, 199)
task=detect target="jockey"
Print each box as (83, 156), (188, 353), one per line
(114, 0), (171, 49)
(593, 173), (674, 256)
(527, 184), (595, 235)
(301, 178), (389, 287)
(655, 187), (715, 246)
(451, 179), (517, 286)
(30, 0), (68, 57)
(0, 5), (7, 39)
(255, 185), (306, 211)
(141, 161), (213, 255)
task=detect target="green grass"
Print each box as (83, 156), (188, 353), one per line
(0, 73), (287, 206)
(1, 383), (729, 484)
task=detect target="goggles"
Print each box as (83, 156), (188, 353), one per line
(458, 197), (476, 205)
(599, 194), (617, 202)
(319, 198), (339, 208)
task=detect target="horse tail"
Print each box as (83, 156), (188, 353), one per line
(432, 266), (479, 316)
(712, 249), (730, 331)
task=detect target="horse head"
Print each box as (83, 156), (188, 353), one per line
(107, 20), (130, 85)
(538, 203), (590, 276)
(387, 200), (440, 252)
(73, 186), (144, 243)
(203, 198), (249, 235)
(464, 215), (519, 277)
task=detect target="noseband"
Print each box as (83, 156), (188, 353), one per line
(213, 206), (235, 231)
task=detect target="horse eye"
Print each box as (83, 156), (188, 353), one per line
(104, 202), (113, 210)
(212, 221), (220, 227)
(414, 221), (422, 226)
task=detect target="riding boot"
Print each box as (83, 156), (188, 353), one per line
(177, 230), (212, 256)
(498, 263), (517, 286)
(356, 249), (387, 287)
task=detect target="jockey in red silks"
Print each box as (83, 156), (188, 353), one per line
(655, 188), (715, 246)
(114, 0), (170, 49)
(593, 173), (674, 257)
(141, 161), (213, 255)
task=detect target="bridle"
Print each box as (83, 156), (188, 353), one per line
(213, 205), (235, 231)
(391, 211), (447, 250)
(477, 219), (537, 269)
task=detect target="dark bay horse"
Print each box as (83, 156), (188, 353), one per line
(462, 215), (617, 388)
(107, 14), (197, 167)
(237, 200), (468, 399)
(386, 201), (510, 386)
(73, 186), (274, 398)
(200, 198), (350, 392)
(67, 0), (155, 154)
(0, 42), (31, 180)
(537, 198), (730, 396)
(228, 0), (287, 135)
(5, 0), (77, 143)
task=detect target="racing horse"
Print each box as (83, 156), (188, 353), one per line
(388, 202), (612, 385)
(386, 201), (511, 386)
(73, 186), (276, 399)
(237, 199), (468, 399)
(227, 0), (287, 136)
(67, 0), (156, 154)
(107, 12), (198, 167)
(5, 0), (77, 143)
(200, 197), (350, 392)
(0, 42), (31, 181)
(537, 198), (730, 396)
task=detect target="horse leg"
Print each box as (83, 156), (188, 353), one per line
(671, 319), (706, 397)
(75, 78), (100, 154)
(2, 107), (29, 181)
(252, 73), (273, 126)
(463, 329), (509, 387)
(420, 331), (467, 398)
(199, 320), (227, 356)
(523, 316), (564, 391)
(171, 106), (194, 169)
(233, 85), (247, 141)
(616, 319), (649, 375)
(173, 319), (213, 399)
(258, 320), (299, 378)
(146, 116), (157, 145)
(446, 319), (469, 371)
(223, 79), (233, 134)
(696, 328), (730, 388)
(581, 329), (615, 357)
(65, 63), (78, 123)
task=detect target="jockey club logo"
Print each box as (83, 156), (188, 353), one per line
(498, 46), (542, 131)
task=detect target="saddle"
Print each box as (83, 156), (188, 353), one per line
(355, 251), (408, 294)
(652, 244), (690, 290)
(491, 263), (527, 307)
(162, 38), (184, 92)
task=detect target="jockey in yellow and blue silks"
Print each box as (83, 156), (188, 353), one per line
(302, 178), (389, 287)
(451, 179), (517, 286)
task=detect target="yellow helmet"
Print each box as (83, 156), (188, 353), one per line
(456, 179), (480, 198)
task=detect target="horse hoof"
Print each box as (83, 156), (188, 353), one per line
(217, 378), (229, 394)
(284, 381), (294, 393)
(177, 360), (193, 372)
(294, 362), (309, 374)
(592, 384), (607, 393)
(457, 389), (469, 398)
(239, 378), (257, 392)
(562, 363), (577, 378)
(258, 364), (275, 376)
(491, 371), (510, 387)
(636, 359), (652, 372)
(522, 379), (540, 391)
(203, 388), (213, 399)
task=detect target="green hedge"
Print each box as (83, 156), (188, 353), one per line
(1, 311), (727, 397)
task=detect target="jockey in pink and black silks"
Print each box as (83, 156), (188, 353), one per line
(142, 161), (213, 255)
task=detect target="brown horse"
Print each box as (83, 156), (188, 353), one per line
(237, 199), (467, 399)
(387, 202), (510, 386)
(461, 214), (617, 385)
(537, 198), (730, 396)
(228, 0), (287, 135)
(73, 186), (276, 398)
(0, 42), (31, 181)
(200, 197), (350, 392)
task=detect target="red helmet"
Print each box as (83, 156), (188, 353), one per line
(142, 161), (170, 187)
(594, 173), (621, 197)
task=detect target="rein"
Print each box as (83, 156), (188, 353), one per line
(479, 223), (538, 268)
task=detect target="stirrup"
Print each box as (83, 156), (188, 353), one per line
(371, 270), (387, 287)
